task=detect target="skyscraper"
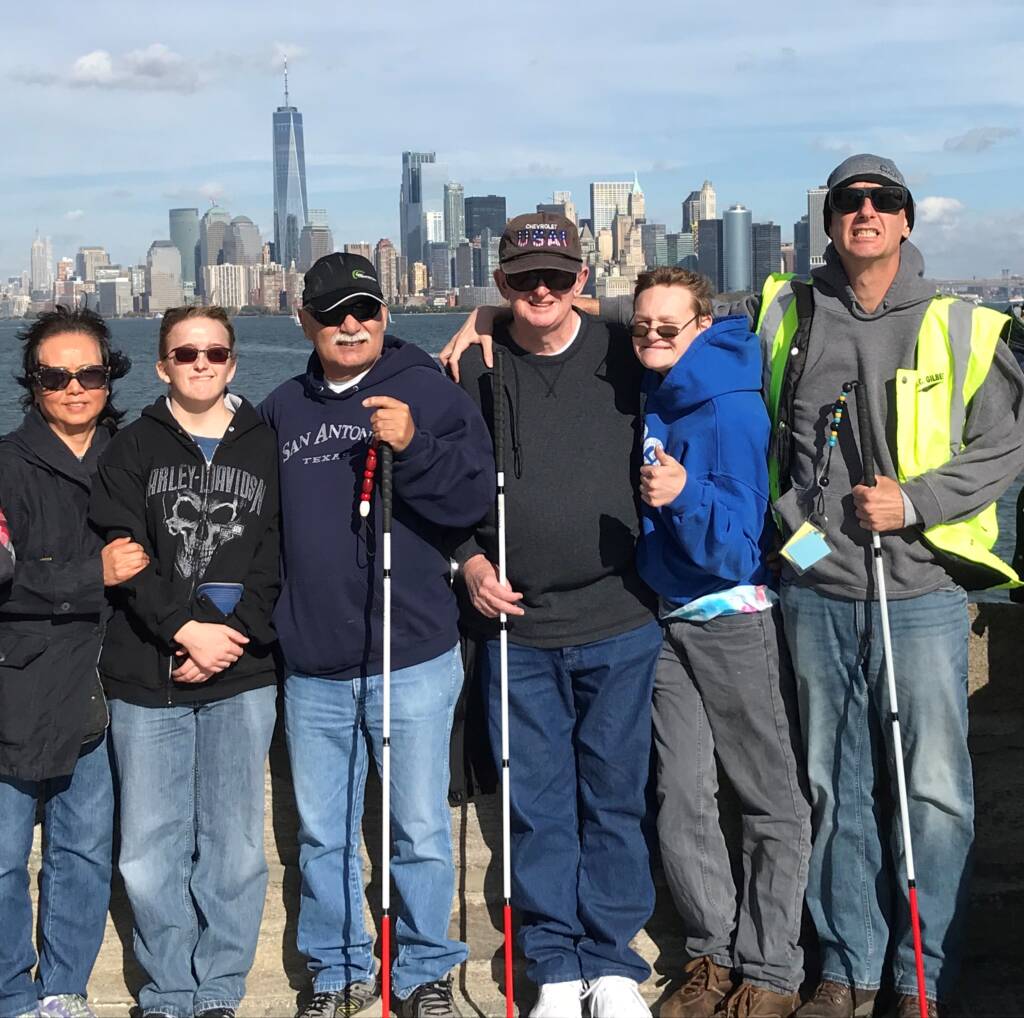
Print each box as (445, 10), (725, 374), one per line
(444, 182), (466, 249)
(640, 223), (667, 268)
(427, 242), (451, 291)
(628, 174), (645, 223)
(590, 181), (633, 234)
(272, 60), (309, 270)
(681, 190), (701, 233)
(298, 211), (334, 272)
(464, 196), (507, 241)
(30, 232), (52, 294)
(723, 204), (752, 292)
(223, 216), (263, 266)
(418, 163), (449, 258)
(538, 191), (577, 225)
(374, 238), (400, 301)
(169, 208), (199, 287)
(794, 215), (810, 276)
(807, 186), (828, 268)
(400, 151), (436, 262)
(76, 247), (109, 282)
(146, 241), (183, 313)
(751, 222), (782, 293)
(697, 219), (724, 294)
(199, 206), (231, 268)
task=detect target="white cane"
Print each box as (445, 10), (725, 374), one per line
(379, 441), (394, 1018)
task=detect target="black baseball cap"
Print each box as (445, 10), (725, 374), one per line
(302, 252), (386, 314)
(498, 212), (583, 273)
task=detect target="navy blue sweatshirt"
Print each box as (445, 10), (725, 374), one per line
(638, 316), (771, 605)
(259, 337), (495, 679)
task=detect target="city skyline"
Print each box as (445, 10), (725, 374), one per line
(4, 0), (1023, 281)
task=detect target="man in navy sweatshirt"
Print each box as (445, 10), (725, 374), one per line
(259, 253), (495, 1018)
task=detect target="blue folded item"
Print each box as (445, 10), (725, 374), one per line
(196, 582), (244, 616)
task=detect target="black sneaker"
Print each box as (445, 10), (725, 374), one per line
(297, 982), (380, 1018)
(195, 1011), (236, 1018)
(400, 976), (462, 1018)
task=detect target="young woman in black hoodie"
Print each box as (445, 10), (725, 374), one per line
(89, 306), (280, 1018)
(0, 307), (144, 1018)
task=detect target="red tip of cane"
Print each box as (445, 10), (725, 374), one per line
(381, 914), (391, 1017)
(908, 887), (928, 1018)
(503, 903), (514, 1018)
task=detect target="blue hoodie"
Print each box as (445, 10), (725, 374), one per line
(259, 336), (495, 679)
(638, 315), (770, 606)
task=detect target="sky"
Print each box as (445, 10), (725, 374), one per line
(4, 0), (1023, 281)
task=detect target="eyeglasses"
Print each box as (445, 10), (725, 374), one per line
(828, 185), (909, 216)
(306, 298), (383, 328)
(163, 346), (234, 365)
(32, 365), (110, 391)
(630, 313), (699, 340)
(504, 269), (579, 293)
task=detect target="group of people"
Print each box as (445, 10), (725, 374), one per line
(0, 152), (1021, 1018)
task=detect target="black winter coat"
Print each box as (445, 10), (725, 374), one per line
(89, 396), (281, 706)
(0, 410), (110, 781)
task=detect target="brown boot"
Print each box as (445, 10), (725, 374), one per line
(660, 956), (735, 1018)
(893, 994), (940, 1018)
(722, 983), (800, 1017)
(793, 981), (878, 1018)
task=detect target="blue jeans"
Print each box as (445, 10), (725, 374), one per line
(0, 735), (114, 1018)
(781, 585), (973, 1002)
(284, 645), (467, 999)
(110, 686), (277, 1018)
(483, 621), (661, 986)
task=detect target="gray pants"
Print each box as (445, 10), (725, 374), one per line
(652, 605), (811, 993)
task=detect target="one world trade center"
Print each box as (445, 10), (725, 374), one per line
(273, 59), (309, 269)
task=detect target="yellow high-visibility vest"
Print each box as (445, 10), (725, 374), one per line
(757, 273), (1020, 590)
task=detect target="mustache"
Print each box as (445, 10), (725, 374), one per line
(334, 329), (373, 342)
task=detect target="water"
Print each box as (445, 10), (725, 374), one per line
(1, 314), (1019, 602)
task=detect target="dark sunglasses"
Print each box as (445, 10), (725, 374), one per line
(163, 345), (234, 365)
(504, 269), (578, 293)
(32, 365), (110, 391)
(630, 313), (699, 340)
(828, 185), (909, 215)
(306, 298), (383, 327)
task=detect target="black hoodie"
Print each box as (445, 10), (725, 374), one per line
(89, 395), (280, 706)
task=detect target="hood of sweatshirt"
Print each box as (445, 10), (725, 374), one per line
(302, 335), (439, 401)
(812, 239), (936, 321)
(642, 314), (762, 414)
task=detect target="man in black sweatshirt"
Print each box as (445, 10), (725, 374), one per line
(454, 214), (660, 1018)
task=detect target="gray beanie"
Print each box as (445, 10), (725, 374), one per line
(823, 153), (915, 235)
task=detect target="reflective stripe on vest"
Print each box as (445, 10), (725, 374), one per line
(759, 278), (1020, 590)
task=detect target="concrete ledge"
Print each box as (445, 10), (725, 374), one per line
(28, 605), (1024, 1016)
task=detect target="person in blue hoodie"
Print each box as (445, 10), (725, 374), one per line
(631, 268), (811, 1018)
(259, 253), (495, 1018)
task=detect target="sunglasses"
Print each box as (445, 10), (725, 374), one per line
(828, 185), (909, 216)
(306, 298), (383, 328)
(630, 313), (699, 340)
(504, 269), (579, 293)
(163, 345), (234, 365)
(32, 365), (110, 391)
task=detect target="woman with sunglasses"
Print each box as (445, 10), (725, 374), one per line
(0, 306), (145, 1018)
(89, 306), (280, 1018)
(626, 268), (810, 1018)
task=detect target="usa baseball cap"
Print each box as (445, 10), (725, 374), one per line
(498, 212), (583, 273)
(302, 252), (386, 314)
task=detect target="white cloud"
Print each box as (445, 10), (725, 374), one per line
(198, 181), (228, 203)
(271, 42), (306, 72)
(25, 44), (204, 93)
(64, 209), (85, 221)
(943, 127), (1019, 153)
(916, 196), (964, 225)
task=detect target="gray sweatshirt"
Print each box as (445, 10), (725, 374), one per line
(600, 243), (1024, 599)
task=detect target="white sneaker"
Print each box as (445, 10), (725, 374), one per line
(529, 979), (584, 1018)
(583, 976), (651, 1018)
